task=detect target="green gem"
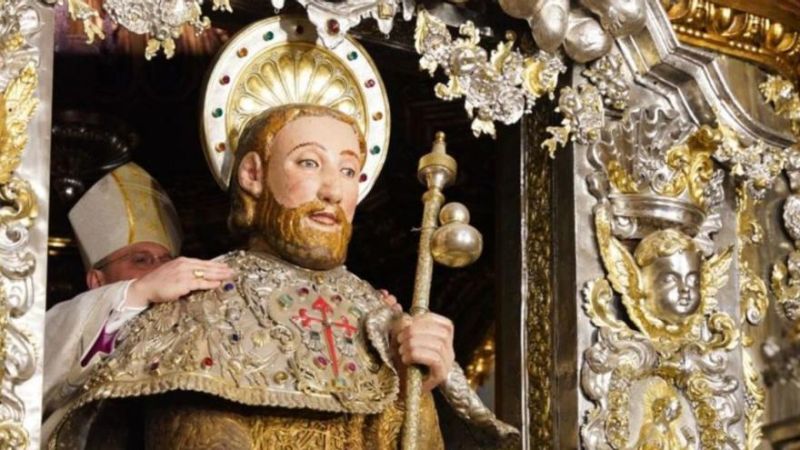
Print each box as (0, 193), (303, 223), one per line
(212, 108), (223, 118)
(370, 145), (380, 155)
(263, 31), (274, 41)
(347, 51), (358, 61)
(278, 294), (293, 308)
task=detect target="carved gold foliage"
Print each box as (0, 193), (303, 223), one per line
(523, 111), (554, 448)
(732, 149), (768, 450)
(0, 63), (38, 185)
(0, 421), (28, 448)
(740, 263), (769, 329)
(743, 351), (765, 450)
(0, 178), (36, 233)
(663, 0), (800, 83)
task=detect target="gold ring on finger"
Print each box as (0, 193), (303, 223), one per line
(193, 269), (206, 280)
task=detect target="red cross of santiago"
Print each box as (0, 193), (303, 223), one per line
(295, 297), (358, 377)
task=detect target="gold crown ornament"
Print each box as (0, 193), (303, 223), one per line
(200, 15), (390, 202)
(587, 107), (725, 250)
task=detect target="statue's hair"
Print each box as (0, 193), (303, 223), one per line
(634, 228), (697, 267)
(228, 104), (366, 234)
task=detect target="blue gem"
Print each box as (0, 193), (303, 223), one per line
(223, 282), (235, 292)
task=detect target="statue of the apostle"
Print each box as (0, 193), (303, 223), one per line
(48, 101), (434, 448)
(48, 102), (515, 449)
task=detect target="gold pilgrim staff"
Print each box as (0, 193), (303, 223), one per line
(402, 131), (484, 450)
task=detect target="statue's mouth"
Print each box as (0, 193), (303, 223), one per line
(307, 210), (341, 227)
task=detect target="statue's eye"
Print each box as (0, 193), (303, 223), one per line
(299, 159), (319, 169)
(341, 167), (356, 178)
(660, 273), (677, 285)
(686, 273), (699, 287)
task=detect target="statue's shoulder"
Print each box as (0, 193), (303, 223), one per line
(69, 250), (398, 419)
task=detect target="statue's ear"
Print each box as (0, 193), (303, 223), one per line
(238, 151), (263, 198)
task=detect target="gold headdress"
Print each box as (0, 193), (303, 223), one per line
(200, 16), (390, 203)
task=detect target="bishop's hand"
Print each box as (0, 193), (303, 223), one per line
(127, 257), (235, 308)
(390, 307), (455, 393)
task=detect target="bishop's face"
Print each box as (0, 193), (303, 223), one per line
(244, 115), (362, 270)
(642, 250), (702, 325)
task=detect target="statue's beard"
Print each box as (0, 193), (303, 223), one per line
(255, 192), (352, 270)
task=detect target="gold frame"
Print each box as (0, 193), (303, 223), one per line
(664, 0), (800, 83)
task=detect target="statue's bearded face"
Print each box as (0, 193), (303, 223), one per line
(240, 115), (362, 270)
(642, 250), (702, 324)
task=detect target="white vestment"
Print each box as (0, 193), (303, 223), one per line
(42, 281), (144, 446)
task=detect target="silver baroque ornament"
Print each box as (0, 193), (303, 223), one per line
(0, 0), (40, 90)
(415, 9), (565, 138)
(273, 0), (410, 49)
(62, 0), (232, 59)
(498, 0), (644, 63)
(770, 196), (800, 333)
(580, 203), (743, 449)
(542, 83), (604, 157)
(784, 195), (800, 242)
(583, 54), (629, 111)
(102, 0), (229, 59)
(712, 125), (788, 200)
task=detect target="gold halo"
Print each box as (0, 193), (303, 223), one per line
(200, 16), (390, 202)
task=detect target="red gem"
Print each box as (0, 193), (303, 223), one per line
(359, 173), (367, 183)
(346, 362), (357, 372)
(215, 142), (227, 153)
(149, 361), (160, 371)
(332, 294), (342, 303)
(327, 19), (340, 34)
(315, 356), (329, 367)
(237, 47), (248, 58)
(298, 287), (310, 296)
(202, 357), (214, 368)
(365, 79), (375, 88)
(220, 75), (230, 85)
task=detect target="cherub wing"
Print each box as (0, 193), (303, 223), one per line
(593, 204), (643, 301)
(700, 246), (733, 310)
(582, 279), (628, 332)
